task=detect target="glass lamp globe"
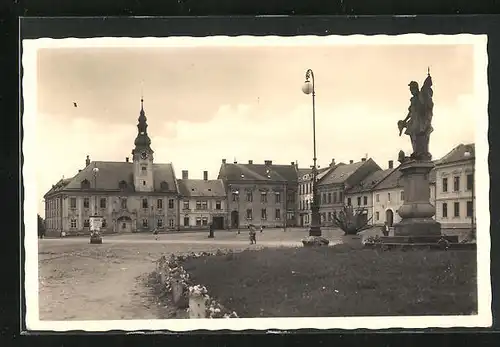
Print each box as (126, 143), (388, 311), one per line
(302, 80), (313, 95)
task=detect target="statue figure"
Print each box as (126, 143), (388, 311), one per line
(398, 69), (434, 161)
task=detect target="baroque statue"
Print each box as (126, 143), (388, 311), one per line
(397, 68), (434, 162)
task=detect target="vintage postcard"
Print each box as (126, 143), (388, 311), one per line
(22, 33), (490, 331)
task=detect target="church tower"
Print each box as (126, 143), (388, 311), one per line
(132, 98), (154, 192)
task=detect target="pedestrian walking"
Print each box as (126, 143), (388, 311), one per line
(208, 223), (214, 238)
(381, 222), (390, 237)
(260, 225), (263, 233)
(249, 226), (257, 244)
(153, 227), (159, 240)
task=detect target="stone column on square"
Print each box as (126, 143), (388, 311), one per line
(394, 160), (441, 236)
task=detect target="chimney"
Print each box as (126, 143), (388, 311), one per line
(85, 155), (90, 167)
(291, 161), (295, 166)
(388, 160), (394, 169)
(349, 160), (354, 164)
(330, 158), (336, 167)
(203, 171), (208, 181)
(222, 159), (226, 164)
(182, 170), (188, 179)
(125, 157), (129, 163)
(264, 160), (272, 165)
(78, 169), (82, 173)
(361, 158), (366, 162)
(248, 160), (253, 164)
(233, 160), (238, 164)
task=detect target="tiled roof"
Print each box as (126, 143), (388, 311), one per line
(371, 166), (401, 191)
(43, 177), (74, 198)
(297, 166), (331, 182)
(218, 162), (298, 182)
(436, 143), (475, 166)
(45, 161), (179, 195)
(297, 168), (311, 178)
(318, 161), (366, 185)
(177, 179), (226, 197)
(372, 161), (439, 191)
(346, 168), (393, 194)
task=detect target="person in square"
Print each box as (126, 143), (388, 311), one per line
(381, 222), (390, 236)
(249, 225), (257, 244)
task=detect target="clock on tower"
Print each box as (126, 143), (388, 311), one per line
(140, 151), (148, 160)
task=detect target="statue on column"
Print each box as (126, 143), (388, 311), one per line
(397, 68), (434, 162)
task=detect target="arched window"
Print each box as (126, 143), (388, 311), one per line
(160, 181), (169, 191)
(118, 180), (128, 190)
(81, 179), (91, 189)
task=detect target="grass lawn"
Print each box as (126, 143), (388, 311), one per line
(182, 246), (477, 317)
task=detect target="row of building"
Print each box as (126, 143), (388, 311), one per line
(298, 143), (475, 231)
(43, 99), (476, 235)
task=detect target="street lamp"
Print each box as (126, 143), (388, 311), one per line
(92, 167), (99, 215)
(90, 165), (103, 244)
(302, 69), (322, 237)
(234, 189), (240, 234)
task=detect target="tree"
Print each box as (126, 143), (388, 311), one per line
(38, 214), (46, 238)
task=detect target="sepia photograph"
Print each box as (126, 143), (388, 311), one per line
(22, 33), (490, 331)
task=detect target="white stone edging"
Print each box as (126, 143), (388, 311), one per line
(156, 250), (239, 319)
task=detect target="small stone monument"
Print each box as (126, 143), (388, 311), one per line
(89, 215), (103, 244)
(188, 286), (209, 319)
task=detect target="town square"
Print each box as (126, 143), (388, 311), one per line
(25, 35), (489, 329)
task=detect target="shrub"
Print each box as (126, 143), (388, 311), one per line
(333, 205), (372, 235)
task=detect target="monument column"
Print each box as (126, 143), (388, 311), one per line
(394, 160), (441, 236)
(393, 69), (441, 238)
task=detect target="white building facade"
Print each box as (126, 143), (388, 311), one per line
(178, 172), (227, 230)
(434, 143), (475, 230)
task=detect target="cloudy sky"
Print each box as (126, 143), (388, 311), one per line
(33, 40), (478, 216)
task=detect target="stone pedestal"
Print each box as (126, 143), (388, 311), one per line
(393, 160), (441, 237)
(189, 294), (208, 319)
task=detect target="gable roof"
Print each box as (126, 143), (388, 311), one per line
(43, 177), (75, 198)
(371, 167), (401, 191)
(372, 161), (438, 191)
(177, 179), (226, 197)
(436, 143), (475, 166)
(218, 162), (298, 182)
(318, 160), (368, 186)
(297, 166), (332, 182)
(44, 161), (179, 196)
(346, 168), (394, 194)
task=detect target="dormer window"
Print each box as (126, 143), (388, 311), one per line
(81, 179), (91, 189)
(119, 180), (128, 190)
(160, 181), (169, 191)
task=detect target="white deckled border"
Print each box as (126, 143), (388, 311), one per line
(22, 33), (490, 331)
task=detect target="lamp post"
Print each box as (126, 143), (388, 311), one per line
(302, 69), (322, 236)
(90, 165), (102, 244)
(235, 189), (240, 234)
(283, 183), (287, 232)
(92, 166), (99, 215)
(469, 154), (475, 240)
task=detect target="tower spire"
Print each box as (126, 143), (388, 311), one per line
(133, 96), (152, 154)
